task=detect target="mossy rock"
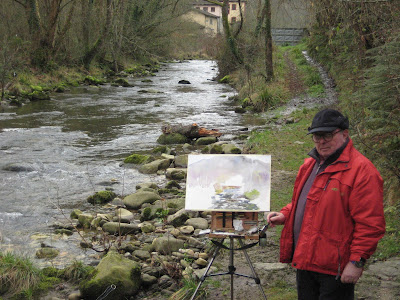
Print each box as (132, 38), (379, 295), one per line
(80, 250), (141, 299)
(113, 78), (131, 87)
(157, 133), (190, 145)
(36, 248), (60, 259)
(152, 145), (170, 154)
(165, 180), (181, 189)
(83, 76), (105, 85)
(29, 90), (50, 101)
(209, 144), (223, 154)
(87, 191), (117, 205)
(195, 137), (217, 146)
(124, 154), (151, 164)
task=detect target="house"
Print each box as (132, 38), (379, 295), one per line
(191, 0), (247, 27)
(184, 8), (222, 35)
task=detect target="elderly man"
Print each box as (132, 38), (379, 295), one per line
(267, 109), (385, 300)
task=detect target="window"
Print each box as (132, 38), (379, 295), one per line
(211, 7), (215, 12)
(203, 7), (208, 12)
(210, 18), (213, 25)
(232, 4), (237, 10)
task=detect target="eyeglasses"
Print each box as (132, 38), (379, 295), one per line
(312, 130), (342, 143)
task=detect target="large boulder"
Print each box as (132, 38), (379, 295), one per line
(194, 136), (218, 146)
(87, 191), (117, 205)
(152, 236), (185, 254)
(174, 155), (188, 168)
(80, 250), (141, 299)
(139, 159), (171, 174)
(102, 222), (140, 235)
(114, 208), (134, 223)
(123, 191), (161, 210)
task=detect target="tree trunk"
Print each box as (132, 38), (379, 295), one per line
(83, 0), (112, 70)
(264, 0), (273, 81)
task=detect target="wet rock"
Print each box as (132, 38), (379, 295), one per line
(70, 209), (83, 219)
(152, 236), (185, 254)
(136, 182), (159, 190)
(157, 133), (190, 145)
(165, 180), (181, 189)
(124, 153), (151, 164)
(102, 222), (140, 235)
(80, 250), (141, 299)
(87, 191), (117, 205)
(123, 191), (161, 210)
(139, 158), (172, 174)
(54, 229), (74, 236)
(2, 162), (35, 172)
(178, 80), (191, 84)
(78, 213), (94, 229)
(113, 78), (131, 87)
(185, 218), (208, 230)
(221, 143), (242, 154)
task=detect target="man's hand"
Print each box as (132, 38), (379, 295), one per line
(265, 212), (285, 228)
(341, 262), (363, 284)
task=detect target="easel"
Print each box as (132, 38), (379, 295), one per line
(190, 212), (267, 300)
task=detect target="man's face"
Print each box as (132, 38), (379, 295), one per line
(313, 129), (349, 161)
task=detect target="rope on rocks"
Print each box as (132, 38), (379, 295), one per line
(96, 284), (116, 300)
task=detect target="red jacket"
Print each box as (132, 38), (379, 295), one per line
(279, 139), (385, 276)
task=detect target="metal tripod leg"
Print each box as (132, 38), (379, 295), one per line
(190, 242), (221, 300)
(238, 238), (267, 300)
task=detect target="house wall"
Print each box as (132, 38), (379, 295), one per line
(184, 10), (220, 35)
(193, 1), (246, 23)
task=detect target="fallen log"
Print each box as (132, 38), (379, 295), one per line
(161, 123), (222, 139)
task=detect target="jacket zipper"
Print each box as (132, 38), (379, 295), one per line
(324, 179), (331, 191)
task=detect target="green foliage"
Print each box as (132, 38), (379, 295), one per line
(244, 189), (260, 200)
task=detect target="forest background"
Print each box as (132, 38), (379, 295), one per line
(0, 0), (399, 295)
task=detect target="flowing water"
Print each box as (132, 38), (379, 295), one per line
(0, 60), (267, 264)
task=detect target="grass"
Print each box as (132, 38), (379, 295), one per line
(0, 251), (43, 298)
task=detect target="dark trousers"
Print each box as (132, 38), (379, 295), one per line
(296, 269), (354, 300)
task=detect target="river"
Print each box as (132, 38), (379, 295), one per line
(0, 60), (267, 262)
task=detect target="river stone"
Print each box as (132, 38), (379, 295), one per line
(136, 182), (159, 190)
(140, 222), (156, 233)
(115, 208), (134, 223)
(167, 209), (189, 227)
(185, 218), (208, 230)
(165, 168), (187, 180)
(157, 133), (190, 145)
(123, 191), (161, 210)
(195, 258), (208, 267)
(253, 262), (288, 271)
(70, 209), (83, 219)
(174, 155), (188, 168)
(194, 136), (217, 145)
(141, 273), (157, 286)
(36, 247), (60, 259)
(221, 143), (242, 154)
(182, 143), (194, 152)
(161, 153), (175, 160)
(139, 159), (171, 174)
(87, 190), (116, 205)
(152, 236), (185, 254)
(80, 250), (141, 299)
(165, 180), (181, 189)
(2, 162), (35, 172)
(78, 213), (94, 229)
(133, 249), (151, 260)
(102, 222), (140, 235)
(179, 225), (194, 234)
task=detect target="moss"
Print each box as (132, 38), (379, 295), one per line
(156, 133), (190, 145)
(152, 145), (169, 154)
(219, 75), (230, 83)
(83, 76), (105, 85)
(123, 153), (151, 164)
(141, 207), (152, 221)
(210, 144), (223, 154)
(87, 191), (117, 205)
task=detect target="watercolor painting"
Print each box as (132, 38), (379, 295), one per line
(185, 154), (271, 212)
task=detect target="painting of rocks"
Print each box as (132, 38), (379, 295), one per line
(185, 155), (271, 212)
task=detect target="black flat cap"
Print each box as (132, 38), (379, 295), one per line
(308, 109), (349, 134)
